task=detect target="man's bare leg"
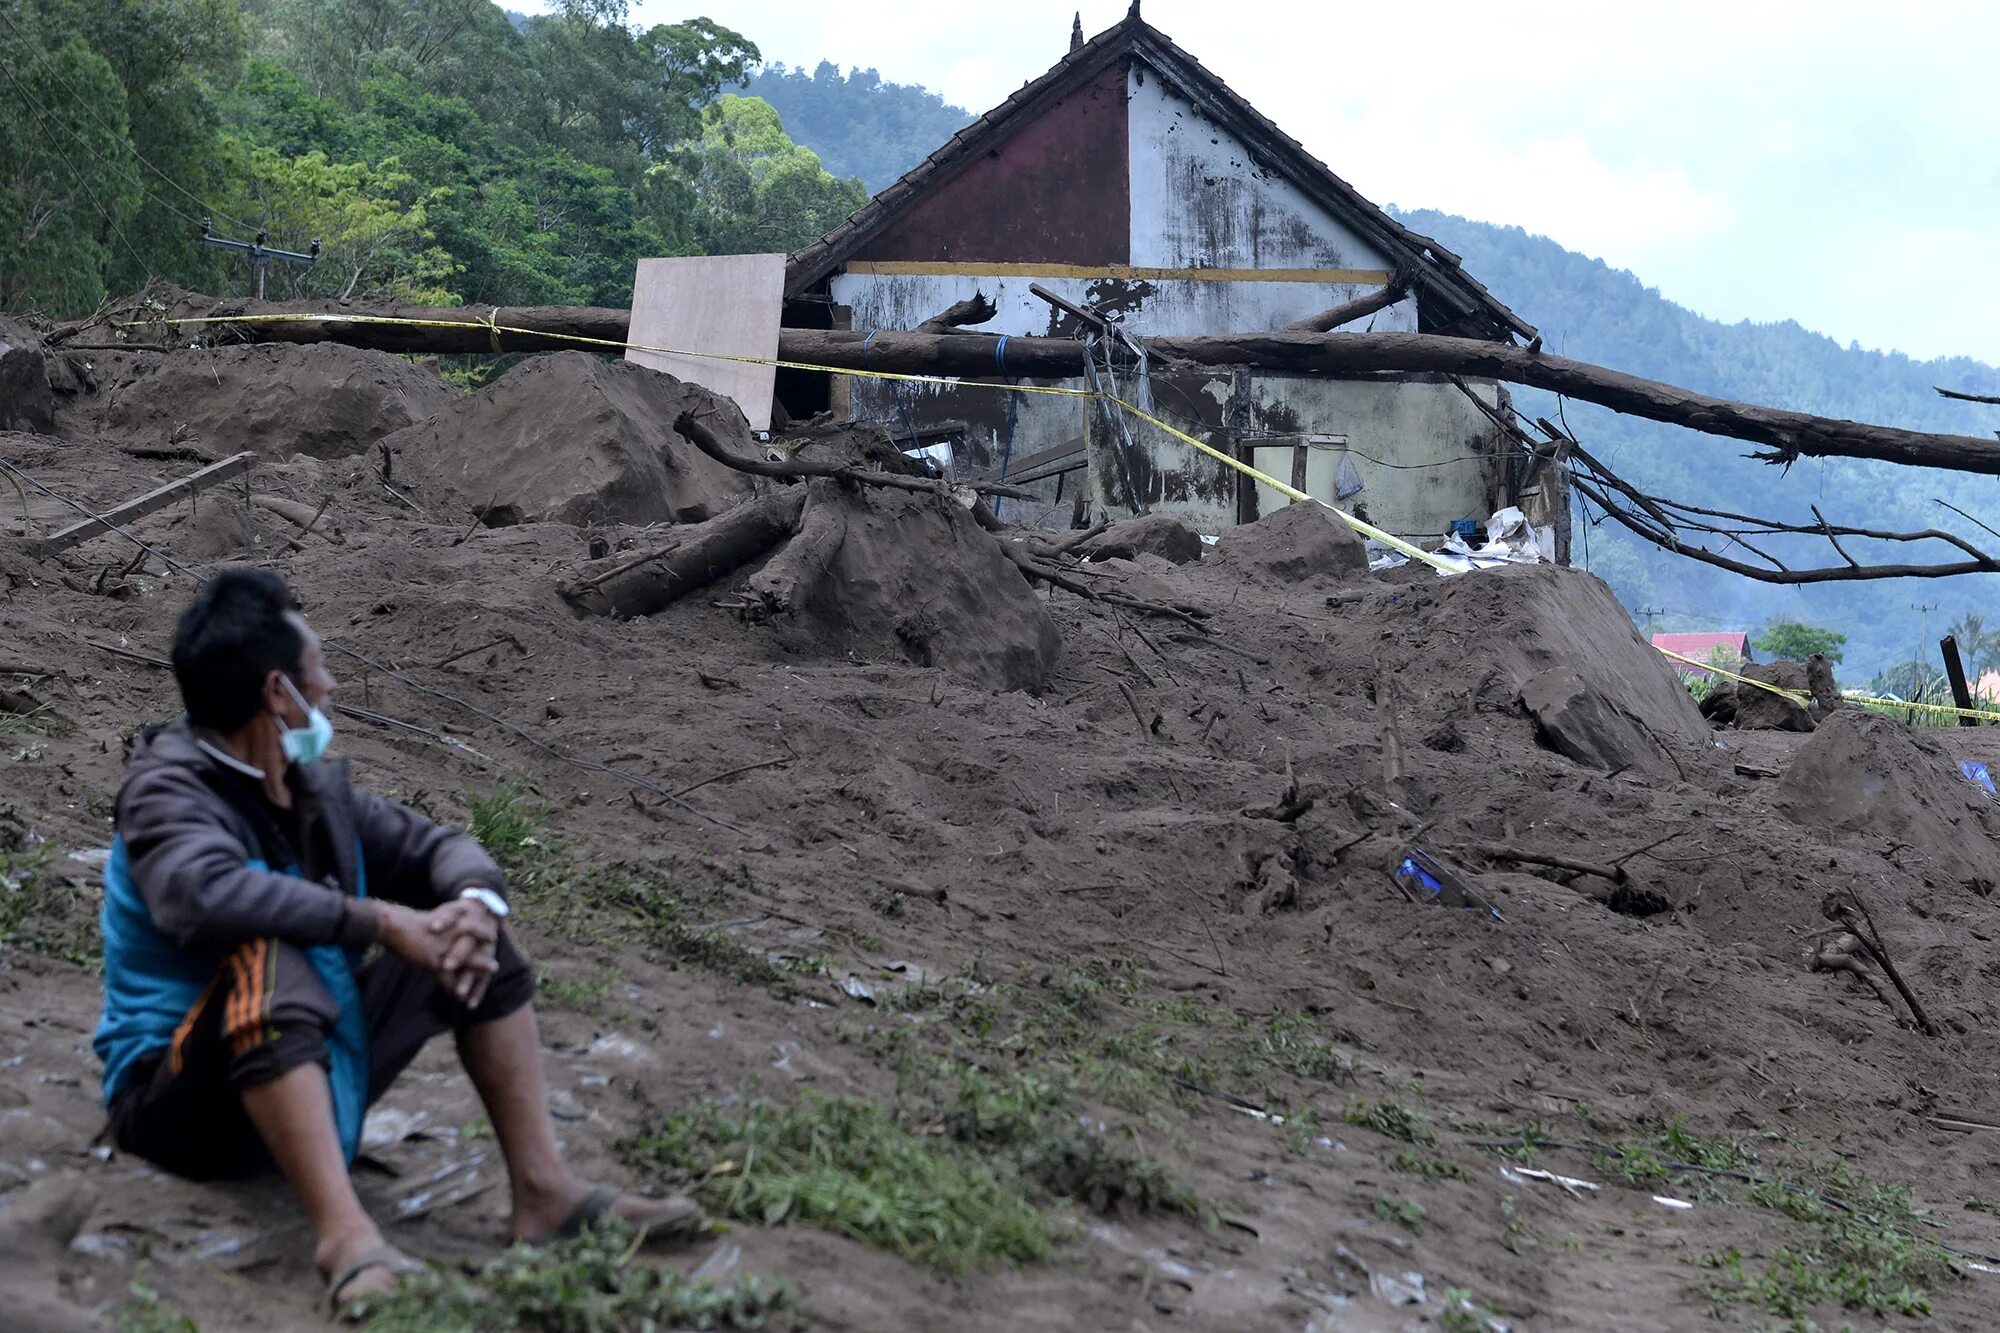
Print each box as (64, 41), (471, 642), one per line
(239, 1064), (395, 1299)
(455, 1002), (686, 1241)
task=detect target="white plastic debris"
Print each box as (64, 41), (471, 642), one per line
(1652, 1195), (1694, 1210)
(1500, 1164), (1601, 1195)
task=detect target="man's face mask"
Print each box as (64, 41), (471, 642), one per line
(276, 674), (334, 768)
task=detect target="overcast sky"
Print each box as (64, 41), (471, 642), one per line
(530, 1), (2000, 366)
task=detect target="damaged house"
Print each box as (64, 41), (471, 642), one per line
(780, 5), (1564, 556)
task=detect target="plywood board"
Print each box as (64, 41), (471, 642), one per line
(626, 254), (786, 431)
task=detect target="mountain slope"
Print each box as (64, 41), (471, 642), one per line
(1398, 209), (2000, 678)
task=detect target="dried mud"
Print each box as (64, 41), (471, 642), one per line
(5, 352), (2000, 1331)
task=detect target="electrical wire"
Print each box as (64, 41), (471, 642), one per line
(0, 58), (152, 281)
(0, 6), (258, 235)
(0, 455), (749, 838)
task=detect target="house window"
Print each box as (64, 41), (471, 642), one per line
(1238, 434), (1352, 524)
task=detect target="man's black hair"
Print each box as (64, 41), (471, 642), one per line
(171, 568), (305, 732)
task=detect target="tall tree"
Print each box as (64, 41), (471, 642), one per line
(0, 17), (143, 313)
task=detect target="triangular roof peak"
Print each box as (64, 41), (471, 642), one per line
(786, 11), (1533, 342)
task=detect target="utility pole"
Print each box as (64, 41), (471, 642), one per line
(199, 218), (318, 300)
(1635, 606), (1666, 630)
(1913, 602), (1940, 701)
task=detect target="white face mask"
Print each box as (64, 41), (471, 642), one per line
(275, 675), (334, 767)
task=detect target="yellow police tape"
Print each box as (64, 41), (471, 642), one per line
(1657, 647), (2000, 724)
(121, 311), (1461, 573)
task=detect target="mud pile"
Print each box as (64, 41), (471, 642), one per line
(1778, 708), (2000, 893)
(1200, 499), (1365, 582)
(744, 479), (1060, 693)
(388, 352), (757, 527)
(80, 343), (457, 460)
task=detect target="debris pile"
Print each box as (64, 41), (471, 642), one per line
(5, 322), (2000, 1330)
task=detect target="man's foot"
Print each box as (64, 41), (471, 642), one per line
(317, 1228), (409, 1312)
(511, 1182), (703, 1245)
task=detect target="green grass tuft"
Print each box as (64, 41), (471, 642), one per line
(629, 1094), (1062, 1272)
(351, 1218), (789, 1330)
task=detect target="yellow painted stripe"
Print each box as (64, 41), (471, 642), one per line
(841, 261), (1395, 285)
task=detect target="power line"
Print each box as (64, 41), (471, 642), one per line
(0, 57), (151, 282)
(0, 455), (749, 839)
(0, 6), (258, 235)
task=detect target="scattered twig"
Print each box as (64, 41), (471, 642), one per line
(1117, 679), (1155, 740)
(431, 635), (518, 670)
(276, 492), (335, 556)
(669, 754), (796, 799)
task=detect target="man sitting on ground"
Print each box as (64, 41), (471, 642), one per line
(95, 569), (695, 1312)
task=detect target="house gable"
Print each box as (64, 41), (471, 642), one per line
(853, 61), (1130, 267)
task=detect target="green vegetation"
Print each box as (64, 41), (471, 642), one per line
(112, 1277), (198, 1333)
(1754, 621), (1846, 665)
(1372, 1193), (1426, 1231)
(1345, 1100), (1434, 1146)
(1390, 1148), (1468, 1183)
(743, 61), (971, 194)
(628, 1092), (1061, 1272)
(350, 1218), (789, 1331)
(0, 841), (99, 966)
(2, 0), (866, 318)
(466, 784), (785, 989)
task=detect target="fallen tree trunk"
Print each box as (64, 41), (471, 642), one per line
(98, 298), (2000, 475)
(559, 488), (806, 619)
(1286, 274), (1409, 333)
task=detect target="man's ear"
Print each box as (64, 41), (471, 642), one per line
(262, 669), (290, 720)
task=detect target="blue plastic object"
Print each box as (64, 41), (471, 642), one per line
(1961, 760), (1996, 799)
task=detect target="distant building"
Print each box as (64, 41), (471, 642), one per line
(779, 6), (1565, 554)
(1651, 632), (1752, 679)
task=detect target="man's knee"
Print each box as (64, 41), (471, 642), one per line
(224, 939), (336, 1087)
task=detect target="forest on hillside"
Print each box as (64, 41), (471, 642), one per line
(0, 0), (872, 315)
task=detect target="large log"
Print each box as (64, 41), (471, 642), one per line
(114, 300), (2000, 476)
(559, 488), (806, 619)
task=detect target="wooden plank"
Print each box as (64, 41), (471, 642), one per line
(843, 261), (1395, 285)
(973, 435), (1085, 484)
(32, 452), (255, 556)
(626, 254), (786, 432)
(1942, 635), (1979, 725)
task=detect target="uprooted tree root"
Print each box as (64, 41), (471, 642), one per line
(558, 408), (1215, 643)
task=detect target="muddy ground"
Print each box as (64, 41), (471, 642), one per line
(8, 338), (2000, 1331)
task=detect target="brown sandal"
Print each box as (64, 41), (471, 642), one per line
(538, 1186), (704, 1244)
(324, 1243), (423, 1319)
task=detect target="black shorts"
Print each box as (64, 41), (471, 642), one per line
(108, 930), (534, 1180)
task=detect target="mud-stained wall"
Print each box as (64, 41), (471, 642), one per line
(826, 50), (1512, 541)
(830, 271), (1416, 341)
(1082, 373), (1510, 540)
(1126, 62), (1395, 274)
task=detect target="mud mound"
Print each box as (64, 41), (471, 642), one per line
(0, 318), (56, 434)
(744, 478), (1060, 692)
(1777, 708), (2000, 893)
(81, 342), (454, 461)
(1202, 499), (1365, 583)
(390, 353), (756, 527)
(1078, 512), (1203, 565)
(1351, 564), (1711, 774)
(1701, 659), (1818, 731)
(779, 421), (931, 476)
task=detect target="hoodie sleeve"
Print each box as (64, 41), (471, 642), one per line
(349, 788), (507, 909)
(120, 766), (378, 950)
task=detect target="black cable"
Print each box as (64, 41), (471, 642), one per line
(0, 59), (152, 279)
(0, 7), (258, 235)
(0, 455), (749, 837)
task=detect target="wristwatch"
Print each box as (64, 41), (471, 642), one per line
(459, 886), (510, 919)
